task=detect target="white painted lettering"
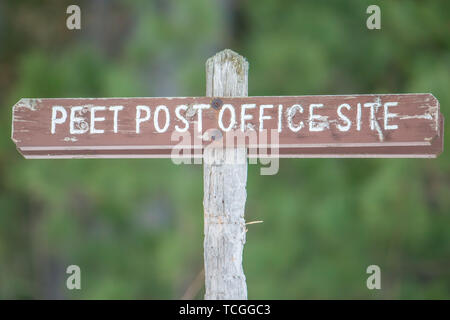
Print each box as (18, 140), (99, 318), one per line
(241, 104), (256, 131)
(287, 104), (304, 132)
(218, 104), (236, 132)
(384, 102), (398, 130)
(337, 103), (352, 132)
(51, 106), (67, 134)
(175, 105), (189, 133)
(259, 104), (273, 132)
(90, 106), (106, 134)
(154, 105), (170, 133)
(109, 105), (123, 133)
(136, 105), (151, 134)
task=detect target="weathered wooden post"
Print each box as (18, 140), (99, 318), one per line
(203, 49), (248, 300)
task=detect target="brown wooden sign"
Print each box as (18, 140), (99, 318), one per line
(11, 94), (443, 158)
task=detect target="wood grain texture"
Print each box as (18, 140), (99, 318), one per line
(12, 93), (443, 158)
(203, 49), (248, 300)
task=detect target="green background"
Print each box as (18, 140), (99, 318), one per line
(0, 0), (448, 299)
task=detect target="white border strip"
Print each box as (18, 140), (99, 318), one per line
(20, 141), (431, 151)
(24, 154), (436, 159)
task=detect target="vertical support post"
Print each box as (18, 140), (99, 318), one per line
(203, 49), (248, 300)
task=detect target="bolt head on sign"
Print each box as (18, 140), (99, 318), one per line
(11, 94), (443, 158)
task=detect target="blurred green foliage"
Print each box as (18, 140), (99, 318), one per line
(0, 0), (449, 299)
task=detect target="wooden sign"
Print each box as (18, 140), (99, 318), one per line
(11, 94), (443, 158)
